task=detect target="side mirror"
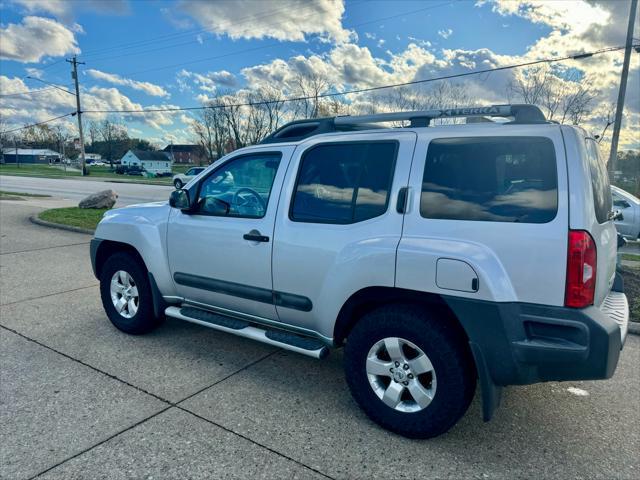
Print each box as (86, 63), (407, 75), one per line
(199, 197), (230, 216)
(609, 209), (624, 221)
(169, 189), (190, 210)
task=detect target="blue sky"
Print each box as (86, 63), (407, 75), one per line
(0, 0), (637, 148)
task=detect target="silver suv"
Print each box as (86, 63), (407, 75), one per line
(90, 105), (629, 438)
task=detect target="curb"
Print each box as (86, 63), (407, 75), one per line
(29, 215), (95, 235)
(629, 322), (640, 336)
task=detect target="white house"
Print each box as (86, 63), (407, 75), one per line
(120, 150), (172, 174)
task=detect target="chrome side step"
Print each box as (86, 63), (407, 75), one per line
(165, 306), (329, 359)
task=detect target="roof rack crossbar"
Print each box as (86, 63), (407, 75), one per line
(259, 104), (546, 144)
(334, 104), (546, 127)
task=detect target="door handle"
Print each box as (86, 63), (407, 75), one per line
(243, 229), (269, 243)
(396, 187), (409, 213)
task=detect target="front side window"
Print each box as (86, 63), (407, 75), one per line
(420, 136), (558, 223)
(585, 138), (612, 224)
(196, 153), (281, 218)
(290, 141), (397, 224)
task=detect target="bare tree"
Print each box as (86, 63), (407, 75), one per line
(257, 86), (286, 132)
(245, 91), (270, 145)
(596, 102), (617, 143)
(98, 118), (128, 166)
(87, 120), (100, 146)
(219, 91), (246, 150)
(191, 94), (228, 162)
(292, 72), (329, 118)
(509, 66), (595, 125)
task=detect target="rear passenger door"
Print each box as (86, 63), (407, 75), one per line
(272, 132), (417, 340)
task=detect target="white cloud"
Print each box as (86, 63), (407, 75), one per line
(177, 69), (238, 94)
(83, 86), (179, 129)
(489, 0), (610, 35)
(178, 0), (352, 43)
(10, 0), (129, 22)
(0, 16), (79, 62)
(0, 75), (178, 133)
(438, 28), (453, 39)
(25, 67), (44, 79)
(87, 69), (170, 98)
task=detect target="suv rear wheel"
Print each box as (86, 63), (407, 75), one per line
(174, 179), (183, 189)
(344, 304), (476, 438)
(99, 252), (161, 335)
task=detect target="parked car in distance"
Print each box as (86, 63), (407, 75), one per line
(173, 166), (206, 189)
(611, 185), (639, 240)
(126, 165), (144, 176)
(90, 104), (629, 439)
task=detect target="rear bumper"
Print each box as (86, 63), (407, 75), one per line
(445, 281), (628, 388)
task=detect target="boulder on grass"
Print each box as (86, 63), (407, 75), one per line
(79, 189), (118, 209)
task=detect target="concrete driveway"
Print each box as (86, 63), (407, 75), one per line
(1, 200), (639, 480)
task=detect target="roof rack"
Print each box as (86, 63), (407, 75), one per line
(259, 104), (546, 144)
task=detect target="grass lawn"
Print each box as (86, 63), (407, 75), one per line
(38, 207), (108, 231)
(1, 163), (197, 185)
(619, 266), (639, 323)
(621, 253), (640, 262)
(0, 164), (80, 177)
(0, 190), (51, 199)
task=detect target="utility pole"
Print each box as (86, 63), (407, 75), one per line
(608, 0), (637, 175)
(14, 137), (19, 169)
(67, 55), (87, 176)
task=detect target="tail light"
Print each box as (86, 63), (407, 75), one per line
(564, 230), (597, 308)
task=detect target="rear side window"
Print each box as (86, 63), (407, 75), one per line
(291, 141), (397, 224)
(420, 136), (558, 223)
(585, 139), (612, 224)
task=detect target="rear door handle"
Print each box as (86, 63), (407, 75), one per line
(396, 187), (409, 213)
(243, 229), (269, 243)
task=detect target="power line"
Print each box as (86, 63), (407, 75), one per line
(77, 1), (320, 59)
(0, 112), (76, 135)
(0, 86), (66, 98)
(82, 44), (635, 115)
(87, 1), (452, 77)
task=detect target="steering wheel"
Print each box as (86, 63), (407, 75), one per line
(233, 187), (266, 212)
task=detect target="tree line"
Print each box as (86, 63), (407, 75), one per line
(188, 66), (621, 163)
(0, 118), (156, 166)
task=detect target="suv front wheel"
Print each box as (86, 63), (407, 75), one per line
(99, 252), (161, 335)
(344, 304), (476, 438)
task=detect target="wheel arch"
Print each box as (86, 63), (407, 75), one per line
(333, 286), (468, 346)
(93, 239), (147, 279)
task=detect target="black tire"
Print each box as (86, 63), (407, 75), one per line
(99, 252), (161, 335)
(344, 304), (476, 439)
(174, 179), (183, 189)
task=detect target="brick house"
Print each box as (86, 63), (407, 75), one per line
(162, 144), (208, 165)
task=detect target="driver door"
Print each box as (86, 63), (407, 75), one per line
(167, 147), (293, 320)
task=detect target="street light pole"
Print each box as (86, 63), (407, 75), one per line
(608, 0), (638, 175)
(67, 55), (87, 176)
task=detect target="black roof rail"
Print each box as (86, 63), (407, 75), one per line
(259, 117), (384, 144)
(259, 104), (547, 144)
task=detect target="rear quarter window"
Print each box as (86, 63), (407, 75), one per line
(584, 138), (612, 224)
(420, 136), (558, 223)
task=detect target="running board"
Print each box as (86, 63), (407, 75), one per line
(165, 306), (329, 359)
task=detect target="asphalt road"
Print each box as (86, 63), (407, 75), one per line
(0, 175), (173, 206)
(0, 199), (638, 479)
